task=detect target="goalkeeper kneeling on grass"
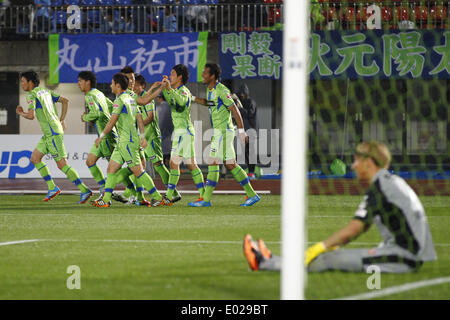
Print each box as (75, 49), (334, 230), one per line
(244, 141), (437, 273)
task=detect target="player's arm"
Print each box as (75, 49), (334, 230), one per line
(230, 104), (248, 145)
(136, 113), (148, 149)
(191, 96), (215, 107)
(82, 98), (99, 123)
(306, 219), (367, 266)
(16, 105), (35, 120)
(136, 82), (162, 106)
(323, 219), (366, 248)
(142, 110), (155, 126)
(231, 93), (244, 109)
(95, 114), (118, 147)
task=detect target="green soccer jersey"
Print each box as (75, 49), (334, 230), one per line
(206, 82), (235, 130)
(82, 88), (118, 140)
(111, 91), (140, 144)
(26, 86), (63, 136)
(137, 90), (161, 142)
(162, 85), (195, 135)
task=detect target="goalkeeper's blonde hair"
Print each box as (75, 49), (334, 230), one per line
(355, 141), (392, 169)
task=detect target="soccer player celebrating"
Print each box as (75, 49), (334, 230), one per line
(78, 71), (118, 195)
(244, 141), (437, 273)
(16, 71), (92, 203)
(189, 63), (260, 207)
(133, 73), (182, 203)
(91, 73), (169, 207)
(158, 64), (205, 204)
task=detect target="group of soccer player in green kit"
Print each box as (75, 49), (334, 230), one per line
(16, 63), (260, 208)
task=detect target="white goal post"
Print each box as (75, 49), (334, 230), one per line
(281, 0), (308, 300)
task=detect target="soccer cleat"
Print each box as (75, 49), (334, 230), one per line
(125, 195), (138, 205)
(171, 195), (182, 203)
(188, 200), (211, 207)
(111, 192), (129, 203)
(248, 173), (256, 180)
(43, 186), (61, 202)
(195, 196), (204, 202)
(78, 189), (93, 204)
(257, 238), (272, 259)
(91, 199), (111, 208)
(162, 195), (173, 206)
(150, 197), (165, 207)
(240, 194), (260, 207)
(135, 199), (151, 207)
(243, 234), (262, 271)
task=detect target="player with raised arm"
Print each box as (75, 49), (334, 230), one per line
(244, 141), (437, 273)
(78, 71), (118, 196)
(158, 64), (205, 204)
(16, 71), (92, 203)
(189, 63), (260, 207)
(134, 74), (182, 203)
(91, 73), (170, 207)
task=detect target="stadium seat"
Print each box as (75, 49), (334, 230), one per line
(65, 0), (80, 4)
(393, 6), (409, 22)
(268, 7), (282, 25)
(51, 0), (65, 5)
(381, 7), (392, 22)
(116, 0), (132, 5)
(322, 6), (338, 22)
(356, 6), (368, 22)
(97, 0), (115, 5)
(87, 9), (101, 24)
(80, 0), (97, 5)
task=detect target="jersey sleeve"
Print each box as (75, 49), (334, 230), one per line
(219, 86), (235, 108)
(49, 90), (61, 103)
(166, 87), (189, 109)
(26, 92), (36, 110)
(353, 194), (374, 226)
(111, 98), (123, 116)
(82, 96), (99, 122)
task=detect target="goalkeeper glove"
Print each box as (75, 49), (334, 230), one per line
(305, 242), (339, 266)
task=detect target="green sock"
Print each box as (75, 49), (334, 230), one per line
(137, 172), (162, 200)
(155, 163), (180, 197)
(131, 173), (144, 201)
(231, 165), (257, 198)
(62, 165), (89, 193)
(35, 161), (56, 190)
(166, 169), (180, 199)
(122, 170), (136, 198)
(102, 172), (117, 203)
(190, 167), (205, 198)
(203, 165), (220, 202)
(88, 163), (106, 189)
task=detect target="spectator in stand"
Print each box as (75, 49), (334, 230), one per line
(236, 83), (259, 180)
(163, 6), (178, 32)
(34, 0), (51, 33)
(101, 8), (120, 33)
(120, 10), (135, 32)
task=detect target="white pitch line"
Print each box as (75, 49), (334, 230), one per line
(336, 277), (450, 300)
(0, 239), (40, 246)
(0, 190), (272, 195)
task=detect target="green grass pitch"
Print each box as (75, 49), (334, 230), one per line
(0, 194), (448, 300)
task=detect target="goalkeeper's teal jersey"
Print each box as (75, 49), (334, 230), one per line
(206, 82), (235, 131)
(137, 90), (161, 141)
(26, 87), (63, 137)
(162, 85), (195, 135)
(82, 88), (117, 140)
(111, 91), (140, 144)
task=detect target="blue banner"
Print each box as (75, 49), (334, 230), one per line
(309, 30), (450, 79)
(49, 33), (209, 84)
(219, 31), (282, 80)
